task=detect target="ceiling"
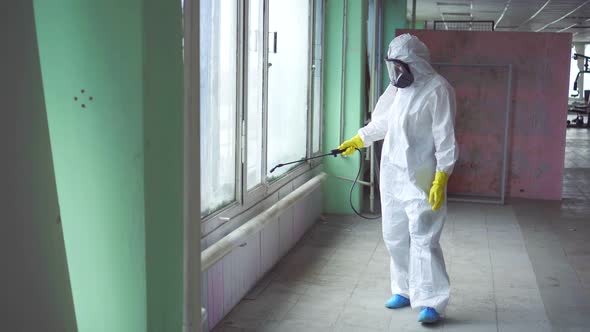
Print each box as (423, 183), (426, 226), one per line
(408, 0), (590, 42)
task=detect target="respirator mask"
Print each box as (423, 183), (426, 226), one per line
(386, 58), (414, 88)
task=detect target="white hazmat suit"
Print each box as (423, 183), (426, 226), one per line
(358, 34), (458, 314)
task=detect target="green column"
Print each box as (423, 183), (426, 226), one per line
(1, 1), (77, 330)
(323, 0), (367, 214)
(381, 0), (408, 93)
(34, 1), (185, 331)
(33, 1), (147, 331)
(143, 0), (184, 331)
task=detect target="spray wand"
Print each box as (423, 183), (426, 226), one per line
(270, 148), (381, 220)
(269, 149), (345, 174)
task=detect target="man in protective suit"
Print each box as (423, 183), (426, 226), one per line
(338, 33), (458, 323)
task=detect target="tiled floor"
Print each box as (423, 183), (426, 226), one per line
(213, 129), (590, 332)
(514, 128), (590, 332)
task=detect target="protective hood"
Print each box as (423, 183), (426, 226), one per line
(387, 34), (435, 84)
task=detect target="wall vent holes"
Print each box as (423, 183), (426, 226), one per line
(74, 89), (94, 110)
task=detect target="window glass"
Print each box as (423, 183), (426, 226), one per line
(200, 0), (238, 215)
(267, 0), (310, 177)
(312, 0), (323, 153)
(247, 0), (264, 189)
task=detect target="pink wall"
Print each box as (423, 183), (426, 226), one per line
(398, 30), (571, 200)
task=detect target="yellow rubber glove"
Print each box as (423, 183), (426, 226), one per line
(428, 171), (449, 211)
(337, 134), (364, 156)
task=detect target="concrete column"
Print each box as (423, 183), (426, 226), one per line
(143, 1), (185, 331)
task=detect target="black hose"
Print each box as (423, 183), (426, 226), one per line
(270, 148), (381, 220)
(349, 148), (381, 220)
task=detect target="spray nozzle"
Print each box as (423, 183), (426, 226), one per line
(331, 149), (345, 156)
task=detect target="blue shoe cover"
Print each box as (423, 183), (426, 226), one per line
(385, 294), (410, 309)
(418, 307), (440, 323)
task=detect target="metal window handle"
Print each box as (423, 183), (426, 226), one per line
(269, 31), (277, 54)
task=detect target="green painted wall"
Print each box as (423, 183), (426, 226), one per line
(323, 0), (367, 214)
(142, 0), (184, 331)
(32, 1), (183, 331)
(381, 0), (408, 93)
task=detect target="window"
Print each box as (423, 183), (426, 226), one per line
(200, 0), (238, 215)
(571, 46), (580, 97)
(266, 0), (311, 178)
(311, 0), (324, 154)
(247, 0), (264, 190)
(199, 0), (324, 219)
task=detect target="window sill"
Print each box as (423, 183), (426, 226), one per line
(200, 162), (324, 247)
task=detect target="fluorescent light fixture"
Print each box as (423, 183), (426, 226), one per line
(437, 2), (470, 6)
(442, 12), (472, 16)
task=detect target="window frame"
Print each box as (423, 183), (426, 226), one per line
(200, 0), (324, 234)
(310, 0), (325, 165)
